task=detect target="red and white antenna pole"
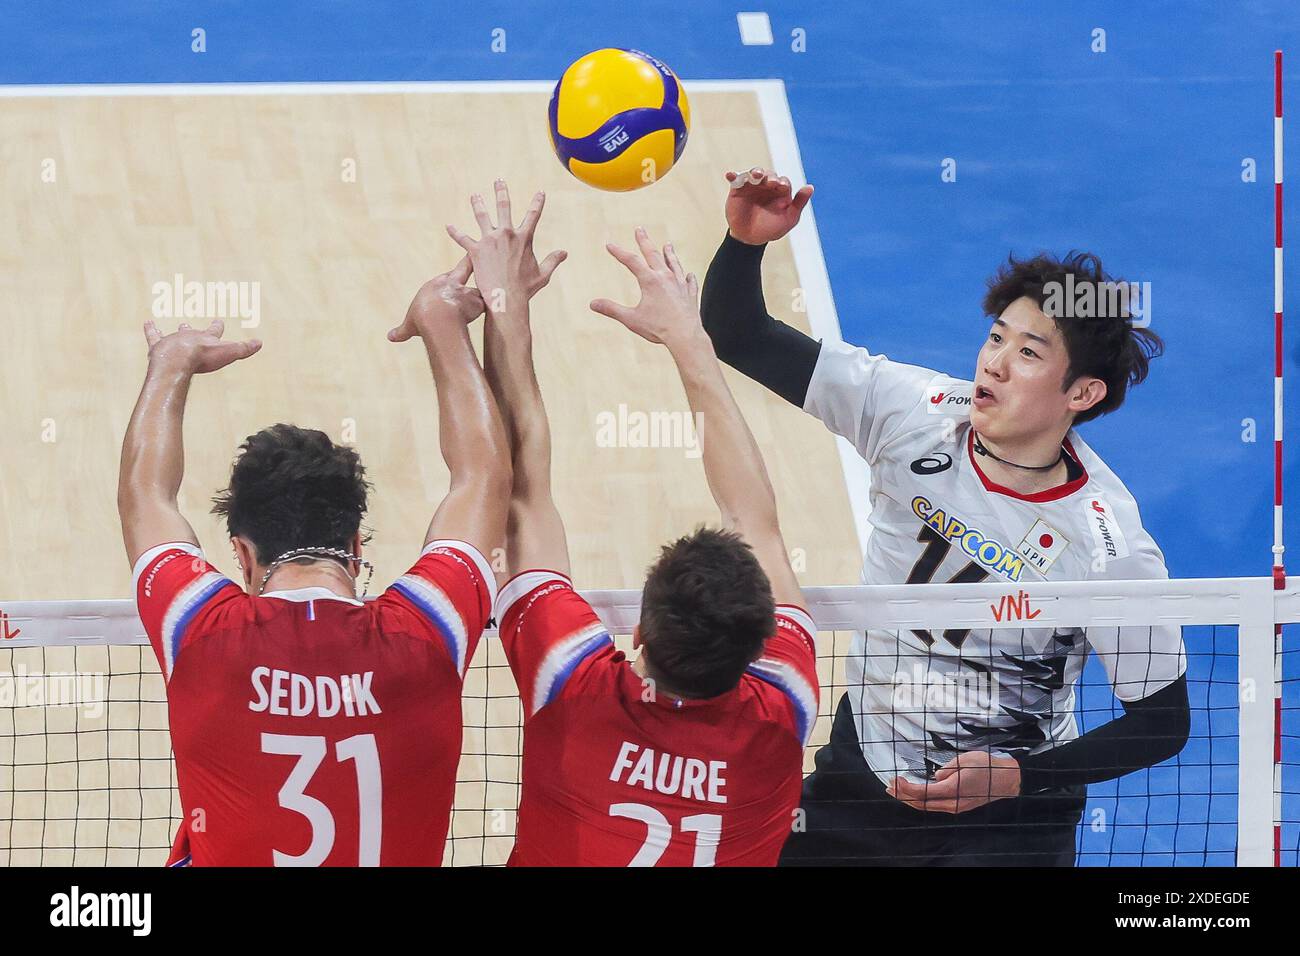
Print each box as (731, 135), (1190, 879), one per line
(1274, 48), (1285, 866)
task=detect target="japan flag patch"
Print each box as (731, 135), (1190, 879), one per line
(1017, 519), (1069, 573)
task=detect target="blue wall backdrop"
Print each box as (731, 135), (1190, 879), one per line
(4, 0), (1298, 864)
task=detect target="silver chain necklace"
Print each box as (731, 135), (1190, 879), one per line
(257, 547), (375, 597)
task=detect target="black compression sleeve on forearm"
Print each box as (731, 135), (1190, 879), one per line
(1016, 674), (1191, 794)
(699, 232), (822, 408)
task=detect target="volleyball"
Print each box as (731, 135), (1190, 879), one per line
(548, 48), (691, 192)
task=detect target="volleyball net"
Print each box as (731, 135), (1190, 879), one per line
(2, 576), (1298, 866)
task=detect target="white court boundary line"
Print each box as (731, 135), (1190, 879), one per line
(0, 79), (763, 97)
(753, 80), (874, 559)
(0, 77), (876, 559)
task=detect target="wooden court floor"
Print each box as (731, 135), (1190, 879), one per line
(0, 87), (862, 864)
(2, 87), (860, 596)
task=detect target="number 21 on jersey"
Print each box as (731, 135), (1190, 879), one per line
(610, 803), (722, 867)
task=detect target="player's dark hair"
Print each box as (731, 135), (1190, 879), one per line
(211, 423), (371, 566)
(982, 251), (1163, 424)
(638, 527), (774, 699)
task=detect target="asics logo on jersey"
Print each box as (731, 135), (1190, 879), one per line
(911, 496), (1025, 581)
(910, 453), (953, 475)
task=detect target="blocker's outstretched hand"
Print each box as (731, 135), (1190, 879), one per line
(590, 226), (701, 349)
(724, 167), (814, 246)
(143, 318), (261, 374)
(122, 318), (259, 567)
(446, 179), (567, 316)
(886, 752), (1023, 814)
(389, 257), (486, 342)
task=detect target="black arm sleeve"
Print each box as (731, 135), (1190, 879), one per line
(1017, 674), (1191, 794)
(699, 232), (822, 408)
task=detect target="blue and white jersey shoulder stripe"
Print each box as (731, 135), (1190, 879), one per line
(530, 620), (612, 717)
(745, 607), (819, 746)
(159, 572), (236, 681)
(392, 571), (472, 677)
(746, 656), (818, 746)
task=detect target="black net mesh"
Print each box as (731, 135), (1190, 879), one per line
(1, 611), (1294, 866)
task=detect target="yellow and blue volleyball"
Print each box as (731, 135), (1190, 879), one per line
(548, 48), (691, 192)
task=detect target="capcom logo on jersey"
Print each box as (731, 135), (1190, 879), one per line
(911, 496), (1025, 581)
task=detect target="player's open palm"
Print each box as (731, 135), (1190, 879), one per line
(446, 179), (568, 313)
(724, 167), (813, 245)
(143, 319), (261, 375)
(590, 227), (700, 348)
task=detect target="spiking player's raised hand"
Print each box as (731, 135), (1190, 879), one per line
(143, 318), (261, 375)
(724, 167), (813, 246)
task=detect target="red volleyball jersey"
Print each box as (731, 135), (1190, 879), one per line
(133, 539), (493, 866)
(497, 570), (818, 867)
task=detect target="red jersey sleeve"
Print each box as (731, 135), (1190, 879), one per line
(132, 543), (244, 683)
(744, 605), (820, 746)
(371, 539), (495, 679)
(495, 570), (614, 719)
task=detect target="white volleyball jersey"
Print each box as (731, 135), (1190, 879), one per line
(804, 339), (1186, 785)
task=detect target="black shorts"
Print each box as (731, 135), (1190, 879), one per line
(780, 694), (1086, 866)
